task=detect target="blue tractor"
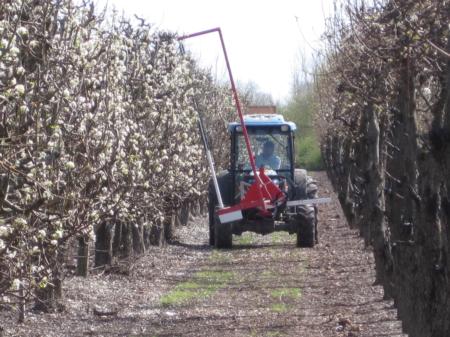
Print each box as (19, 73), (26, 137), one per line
(208, 114), (320, 249)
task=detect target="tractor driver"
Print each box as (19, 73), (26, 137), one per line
(255, 140), (281, 170)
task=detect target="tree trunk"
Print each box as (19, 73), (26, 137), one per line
(149, 222), (165, 246)
(132, 221), (145, 255)
(179, 202), (189, 226)
(163, 214), (175, 243)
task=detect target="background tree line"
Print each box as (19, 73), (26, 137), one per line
(239, 78), (324, 171)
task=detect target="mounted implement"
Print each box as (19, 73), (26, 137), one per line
(178, 28), (330, 249)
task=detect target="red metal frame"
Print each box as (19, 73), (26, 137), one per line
(178, 28), (284, 218)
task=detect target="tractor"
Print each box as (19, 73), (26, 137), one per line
(208, 113), (320, 249)
(177, 28), (328, 249)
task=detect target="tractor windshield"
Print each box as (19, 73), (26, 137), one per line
(235, 127), (292, 172)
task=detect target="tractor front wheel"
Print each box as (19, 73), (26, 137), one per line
(296, 205), (316, 248)
(208, 192), (215, 246)
(214, 213), (233, 249)
(208, 171), (233, 247)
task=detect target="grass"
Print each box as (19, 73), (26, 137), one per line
(160, 270), (234, 307)
(270, 303), (288, 313)
(269, 287), (302, 314)
(234, 232), (254, 245)
(195, 270), (234, 284)
(210, 250), (231, 263)
(261, 270), (276, 279)
(271, 231), (291, 244)
(270, 287), (301, 300)
(160, 288), (200, 307)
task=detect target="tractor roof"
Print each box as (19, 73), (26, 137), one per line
(228, 114), (297, 132)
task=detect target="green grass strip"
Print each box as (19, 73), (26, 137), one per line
(160, 270), (233, 307)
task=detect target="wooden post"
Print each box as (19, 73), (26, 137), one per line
(18, 274), (25, 323)
(77, 236), (89, 277)
(95, 222), (113, 267)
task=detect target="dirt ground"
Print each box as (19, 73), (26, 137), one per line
(1, 172), (408, 337)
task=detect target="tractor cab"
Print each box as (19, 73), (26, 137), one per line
(208, 113), (322, 249)
(228, 114), (297, 205)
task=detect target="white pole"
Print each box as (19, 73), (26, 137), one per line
(205, 149), (224, 209)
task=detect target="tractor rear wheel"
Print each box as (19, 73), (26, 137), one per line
(214, 212), (233, 249)
(293, 169), (318, 199)
(296, 205), (316, 248)
(293, 169), (319, 246)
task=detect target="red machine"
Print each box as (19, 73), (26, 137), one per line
(179, 28), (330, 249)
(178, 28), (286, 224)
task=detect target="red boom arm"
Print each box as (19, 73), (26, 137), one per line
(178, 28), (284, 221)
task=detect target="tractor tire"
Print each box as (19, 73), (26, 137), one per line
(208, 171), (234, 246)
(207, 195), (215, 246)
(293, 169), (318, 199)
(214, 212), (233, 249)
(293, 169), (319, 246)
(296, 205), (316, 248)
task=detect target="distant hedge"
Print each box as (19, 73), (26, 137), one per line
(281, 85), (324, 171)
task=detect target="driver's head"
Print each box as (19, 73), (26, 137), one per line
(262, 141), (275, 158)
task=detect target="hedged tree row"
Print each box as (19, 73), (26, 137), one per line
(317, 0), (449, 335)
(0, 0), (234, 318)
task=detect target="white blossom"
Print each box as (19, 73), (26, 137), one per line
(16, 66), (25, 75)
(53, 229), (63, 239)
(19, 104), (28, 113)
(11, 279), (21, 290)
(17, 26), (28, 36)
(38, 229), (46, 238)
(14, 84), (25, 95)
(29, 40), (39, 48)
(422, 87), (431, 97)
(65, 161), (75, 170)
(0, 226), (9, 237)
(13, 217), (27, 228)
(9, 46), (20, 56)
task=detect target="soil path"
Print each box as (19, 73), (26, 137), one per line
(2, 172), (407, 337)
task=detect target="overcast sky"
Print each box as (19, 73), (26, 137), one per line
(95, 0), (333, 102)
